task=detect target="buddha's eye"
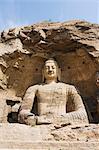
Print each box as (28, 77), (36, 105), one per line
(52, 66), (55, 69)
(45, 66), (49, 69)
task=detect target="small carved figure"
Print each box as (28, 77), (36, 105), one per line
(18, 58), (88, 126)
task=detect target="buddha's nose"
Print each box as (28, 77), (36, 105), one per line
(48, 68), (53, 74)
(49, 67), (52, 71)
(48, 70), (52, 73)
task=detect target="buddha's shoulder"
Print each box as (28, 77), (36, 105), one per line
(26, 83), (76, 91)
(57, 82), (76, 89)
(26, 84), (40, 91)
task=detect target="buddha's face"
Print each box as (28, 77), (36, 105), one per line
(44, 60), (58, 81)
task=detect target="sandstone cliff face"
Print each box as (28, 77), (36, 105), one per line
(0, 20), (99, 122)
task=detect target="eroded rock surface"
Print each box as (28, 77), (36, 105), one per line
(0, 123), (99, 149)
(0, 20), (99, 149)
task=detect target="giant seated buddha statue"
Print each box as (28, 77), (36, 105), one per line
(18, 58), (89, 126)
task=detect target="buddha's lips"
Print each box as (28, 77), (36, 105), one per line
(48, 72), (54, 75)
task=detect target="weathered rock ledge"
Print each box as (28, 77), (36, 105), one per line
(0, 123), (99, 149)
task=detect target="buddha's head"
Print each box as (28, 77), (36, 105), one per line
(43, 58), (60, 82)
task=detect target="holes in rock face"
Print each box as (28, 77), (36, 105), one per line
(36, 68), (38, 72)
(66, 61), (86, 70)
(82, 61), (85, 64)
(68, 66), (71, 69)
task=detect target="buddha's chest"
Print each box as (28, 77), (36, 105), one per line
(36, 84), (67, 104)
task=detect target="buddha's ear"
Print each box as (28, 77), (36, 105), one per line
(58, 68), (61, 81)
(42, 69), (44, 82)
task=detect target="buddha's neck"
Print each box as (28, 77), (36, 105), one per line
(45, 79), (57, 84)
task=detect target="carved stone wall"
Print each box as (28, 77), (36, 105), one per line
(0, 20), (99, 122)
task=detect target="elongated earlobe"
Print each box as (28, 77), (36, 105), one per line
(58, 68), (61, 81)
(42, 69), (44, 82)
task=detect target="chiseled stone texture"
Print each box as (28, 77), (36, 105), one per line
(0, 20), (98, 115)
(0, 20), (99, 149)
(0, 123), (99, 149)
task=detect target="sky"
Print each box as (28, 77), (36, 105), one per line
(0, 0), (99, 31)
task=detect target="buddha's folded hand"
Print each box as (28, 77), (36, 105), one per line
(36, 115), (52, 125)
